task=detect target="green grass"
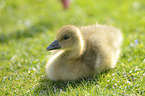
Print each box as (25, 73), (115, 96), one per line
(0, 0), (145, 95)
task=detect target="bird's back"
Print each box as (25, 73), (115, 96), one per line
(80, 25), (123, 73)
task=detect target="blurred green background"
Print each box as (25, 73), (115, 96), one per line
(0, 0), (145, 95)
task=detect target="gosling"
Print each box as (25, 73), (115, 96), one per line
(45, 24), (123, 81)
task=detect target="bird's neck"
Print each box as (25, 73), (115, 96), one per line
(61, 28), (85, 59)
(62, 50), (82, 60)
(63, 37), (85, 59)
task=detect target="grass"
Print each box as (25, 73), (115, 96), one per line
(0, 0), (145, 95)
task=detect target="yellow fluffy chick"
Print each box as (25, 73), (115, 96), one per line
(45, 24), (123, 81)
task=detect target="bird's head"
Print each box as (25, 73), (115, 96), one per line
(46, 25), (84, 54)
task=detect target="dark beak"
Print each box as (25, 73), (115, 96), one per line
(46, 40), (61, 51)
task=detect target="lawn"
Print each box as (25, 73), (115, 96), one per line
(0, 0), (145, 95)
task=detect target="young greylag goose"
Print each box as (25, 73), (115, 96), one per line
(45, 24), (123, 81)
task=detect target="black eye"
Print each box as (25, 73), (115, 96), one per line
(63, 35), (70, 40)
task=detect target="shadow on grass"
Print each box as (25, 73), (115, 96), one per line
(0, 21), (53, 43)
(34, 70), (111, 95)
(34, 75), (84, 95)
